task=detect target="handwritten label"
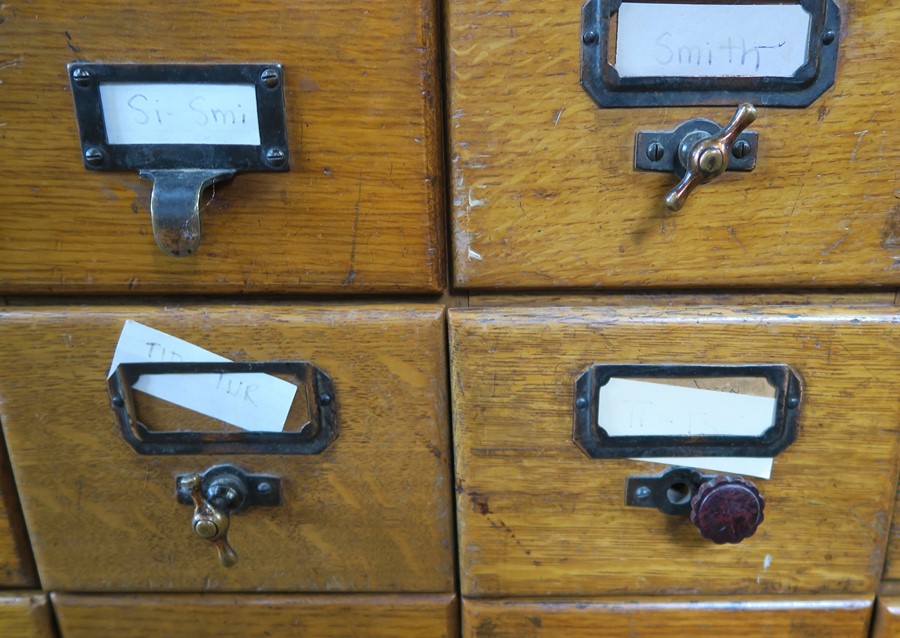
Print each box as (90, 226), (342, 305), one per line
(614, 3), (812, 78)
(108, 320), (297, 433)
(99, 83), (260, 145)
(598, 379), (777, 479)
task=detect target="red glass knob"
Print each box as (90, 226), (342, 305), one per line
(690, 475), (765, 544)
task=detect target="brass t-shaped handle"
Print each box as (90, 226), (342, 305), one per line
(665, 103), (758, 211)
(180, 473), (238, 567)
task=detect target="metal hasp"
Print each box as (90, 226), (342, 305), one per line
(68, 63), (290, 257)
(108, 361), (337, 455)
(627, 466), (766, 544)
(580, 0), (841, 108)
(573, 363), (802, 458)
(635, 103), (759, 211)
(176, 464), (282, 567)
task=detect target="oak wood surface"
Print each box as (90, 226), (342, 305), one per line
(462, 596), (873, 638)
(446, 0), (900, 289)
(0, 593), (56, 638)
(873, 597), (900, 638)
(885, 486), (900, 579)
(0, 0), (444, 293)
(450, 305), (900, 596)
(0, 304), (454, 592)
(468, 292), (900, 308)
(0, 428), (36, 587)
(53, 593), (457, 638)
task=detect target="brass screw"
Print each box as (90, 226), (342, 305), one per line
(260, 68), (280, 89)
(193, 519), (218, 539)
(697, 148), (724, 175)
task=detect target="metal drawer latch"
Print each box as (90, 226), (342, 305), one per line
(68, 63), (290, 257)
(627, 466), (765, 544)
(635, 103), (759, 211)
(176, 464), (281, 567)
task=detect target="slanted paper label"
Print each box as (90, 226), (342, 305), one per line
(614, 3), (812, 78)
(598, 378), (777, 479)
(99, 83), (261, 145)
(108, 320), (297, 433)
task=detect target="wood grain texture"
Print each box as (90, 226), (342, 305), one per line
(885, 485), (900, 579)
(53, 593), (457, 638)
(0, 428), (37, 587)
(462, 596), (873, 638)
(0, 593), (56, 638)
(446, 0), (900, 289)
(0, 304), (454, 592)
(469, 292), (900, 308)
(449, 305), (900, 596)
(873, 597), (900, 638)
(0, 0), (444, 293)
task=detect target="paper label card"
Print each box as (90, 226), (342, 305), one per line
(99, 83), (261, 145)
(614, 3), (812, 78)
(108, 320), (297, 433)
(598, 378), (778, 479)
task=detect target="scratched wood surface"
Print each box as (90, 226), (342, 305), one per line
(0, 428), (36, 587)
(468, 292), (900, 307)
(450, 305), (900, 596)
(885, 487), (900, 580)
(53, 593), (458, 638)
(873, 597), (900, 638)
(462, 596), (873, 637)
(0, 305), (454, 592)
(0, 593), (57, 638)
(0, 0), (444, 293)
(446, 0), (900, 289)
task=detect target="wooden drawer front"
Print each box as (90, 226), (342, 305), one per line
(447, 0), (898, 289)
(0, 305), (453, 592)
(0, 0), (443, 294)
(885, 487), (900, 579)
(0, 430), (36, 587)
(450, 305), (900, 596)
(462, 597), (873, 638)
(53, 593), (458, 638)
(0, 593), (57, 638)
(873, 597), (900, 638)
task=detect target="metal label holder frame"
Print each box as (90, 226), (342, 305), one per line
(573, 363), (802, 458)
(580, 0), (841, 107)
(108, 361), (337, 455)
(68, 63), (290, 256)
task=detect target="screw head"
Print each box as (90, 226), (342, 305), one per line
(260, 68), (280, 88)
(732, 140), (751, 160)
(635, 486), (651, 499)
(575, 397), (588, 409)
(257, 482), (271, 494)
(823, 30), (836, 45)
(72, 67), (91, 87)
(646, 142), (665, 162)
(787, 394), (800, 409)
(265, 148), (286, 167)
(697, 147), (725, 175)
(582, 31), (599, 45)
(193, 519), (219, 539)
(84, 147), (104, 167)
(110, 395), (124, 408)
(319, 393), (332, 406)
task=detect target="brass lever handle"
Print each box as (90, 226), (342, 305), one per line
(180, 473), (238, 567)
(664, 103), (758, 211)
